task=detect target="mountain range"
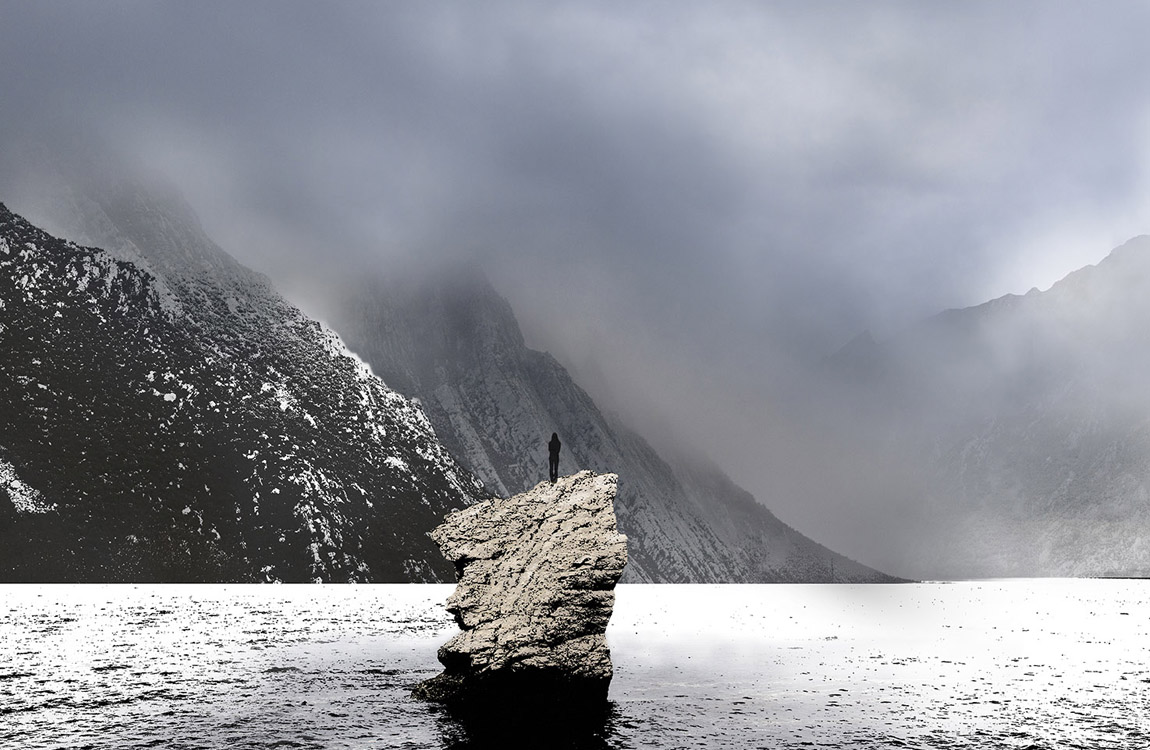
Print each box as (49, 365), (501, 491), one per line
(0, 155), (891, 583)
(16, 149), (1149, 582)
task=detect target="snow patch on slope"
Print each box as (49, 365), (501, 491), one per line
(0, 458), (55, 514)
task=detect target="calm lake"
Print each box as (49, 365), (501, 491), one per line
(2, 581), (1147, 749)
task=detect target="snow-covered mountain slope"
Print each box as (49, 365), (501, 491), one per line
(0, 200), (485, 582)
(324, 265), (896, 583)
(821, 237), (1150, 578)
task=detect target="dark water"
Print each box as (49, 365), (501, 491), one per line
(2, 582), (1148, 748)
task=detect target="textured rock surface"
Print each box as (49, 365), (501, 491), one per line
(415, 470), (627, 708)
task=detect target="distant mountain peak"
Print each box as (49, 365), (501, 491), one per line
(816, 234), (1150, 578)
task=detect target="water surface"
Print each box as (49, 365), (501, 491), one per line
(2, 581), (1147, 748)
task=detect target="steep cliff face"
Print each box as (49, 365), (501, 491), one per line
(0, 196), (485, 582)
(820, 237), (1150, 578)
(327, 266), (894, 583)
(414, 471), (627, 709)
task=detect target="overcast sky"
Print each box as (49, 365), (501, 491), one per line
(4, 2), (1150, 572)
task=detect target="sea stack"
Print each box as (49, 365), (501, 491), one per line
(414, 470), (628, 712)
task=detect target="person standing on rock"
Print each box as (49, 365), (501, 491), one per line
(548, 432), (561, 483)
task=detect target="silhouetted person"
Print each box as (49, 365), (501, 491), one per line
(548, 432), (561, 483)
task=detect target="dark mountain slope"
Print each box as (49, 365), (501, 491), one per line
(0, 202), (485, 582)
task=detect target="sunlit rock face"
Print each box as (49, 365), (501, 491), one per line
(415, 470), (627, 710)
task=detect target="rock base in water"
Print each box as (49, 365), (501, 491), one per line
(414, 470), (628, 710)
(413, 668), (610, 713)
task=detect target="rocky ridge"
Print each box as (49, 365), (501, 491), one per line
(0, 191), (486, 581)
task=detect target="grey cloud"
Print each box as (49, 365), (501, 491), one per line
(4, 1), (1150, 572)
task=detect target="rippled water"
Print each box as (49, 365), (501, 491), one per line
(2, 581), (1148, 748)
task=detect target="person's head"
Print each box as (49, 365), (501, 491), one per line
(551, 432), (558, 440)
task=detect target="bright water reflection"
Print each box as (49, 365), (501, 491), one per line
(2, 581), (1148, 748)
